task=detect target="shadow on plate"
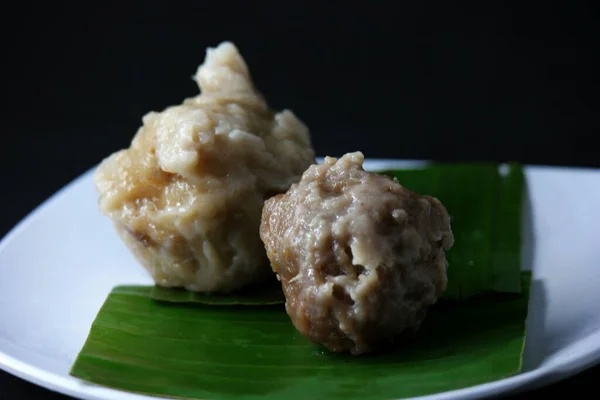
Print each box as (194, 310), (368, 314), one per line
(520, 177), (549, 373)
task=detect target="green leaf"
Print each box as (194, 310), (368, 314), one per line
(382, 163), (524, 300)
(490, 163), (525, 293)
(70, 273), (531, 400)
(70, 162), (530, 398)
(149, 280), (285, 305)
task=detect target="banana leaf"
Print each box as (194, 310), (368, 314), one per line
(382, 163), (524, 300)
(490, 163), (525, 293)
(70, 272), (532, 400)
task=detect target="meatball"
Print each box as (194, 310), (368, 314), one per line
(94, 41), (315, 293)
(260, 152), (454, 355)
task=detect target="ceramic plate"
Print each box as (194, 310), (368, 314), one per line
(1, 159), (600, 400)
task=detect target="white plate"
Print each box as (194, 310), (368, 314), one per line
(1, 159), (600, 400)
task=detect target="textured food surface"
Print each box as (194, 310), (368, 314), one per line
(260, 152), (454, 354)
(94, 41), (315, 293)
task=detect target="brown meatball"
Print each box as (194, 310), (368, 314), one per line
(260, 152), (454, 355)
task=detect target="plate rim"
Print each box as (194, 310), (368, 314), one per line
(1, 159), (600, 400)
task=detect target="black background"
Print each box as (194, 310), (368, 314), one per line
(1, 1), (598, 398)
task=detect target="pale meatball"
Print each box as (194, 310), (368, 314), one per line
(94, 42), (315, 293)
(260, 152), (454, 355)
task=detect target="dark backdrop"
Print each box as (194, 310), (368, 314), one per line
(1, 1), (598, 398)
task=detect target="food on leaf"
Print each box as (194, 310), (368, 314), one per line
(260, 152), (454, 355)
(77, 38), (531, 399)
